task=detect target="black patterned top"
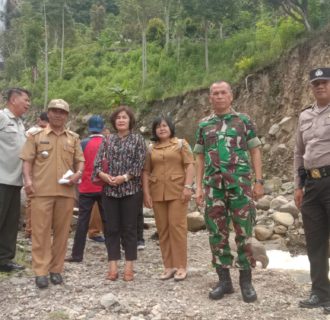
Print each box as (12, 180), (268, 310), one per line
(92, 132), (146, 198)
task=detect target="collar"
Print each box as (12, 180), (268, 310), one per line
(153, 137), (178, 149)
(89, 134), (104, 138)
(44, 126), (69, 136)
(211, 108), (239, 119)
(4, 108), (17, 119)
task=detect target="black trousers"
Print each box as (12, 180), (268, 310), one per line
(103, 191), (142, 261)
(71, 192), (110, 260)
(137, 205), (144, 242)
(0, 184), (22, 265)
(302, 177), (330, 299)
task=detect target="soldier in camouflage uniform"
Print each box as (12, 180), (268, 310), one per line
(194, 81), (264, 302)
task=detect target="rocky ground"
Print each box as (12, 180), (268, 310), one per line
(1, 227), (330, 320)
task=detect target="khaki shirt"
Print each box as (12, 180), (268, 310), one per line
(0, 108), (26, 186)
(144, 138), (194, 201)
(294, 103), (330, 188)
(20, 127), (85, 198)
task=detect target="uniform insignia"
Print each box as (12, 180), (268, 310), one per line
(40, 141), (50, 144)
(315, 69), (323, 77)
(30, 128), (44, 135)
(7, 123), (14, 126)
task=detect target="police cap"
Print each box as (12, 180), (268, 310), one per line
(48, 99), (70, 113)
(309, 68), (330, 83)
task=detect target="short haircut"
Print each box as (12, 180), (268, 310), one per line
(6, 88), (31, 101)
(39, 112), (49, 122)
(109, 105), (136, 131)
(209, 81), (232, 94)
(151, 115), (175, 142)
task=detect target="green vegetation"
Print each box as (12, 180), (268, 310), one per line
(0, 0), (329, 111)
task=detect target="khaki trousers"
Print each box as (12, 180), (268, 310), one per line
(31, 196), (75, 276)
(88, 203), (103, 238)
(153, 199), (188, 269)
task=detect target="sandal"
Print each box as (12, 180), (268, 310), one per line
(123, 270), (134, 281)
(174, 268), (187, 281)
(106, 271), (118, 281)
(159, 268), (177, 280)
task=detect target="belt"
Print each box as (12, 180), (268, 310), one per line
(306, 166), (330, 179)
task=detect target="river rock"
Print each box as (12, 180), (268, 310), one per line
(268, 123), (280, 136)
(270, 196), (288, 210)
(272, 211), (294, 227)
(100, 293), (119, 309)
(187, 211), (205, 232)
(274, 225), (288, 235)
(256, 195), (273, 210)
(279, 200), (300, 218)
(254, 225), (273, 241)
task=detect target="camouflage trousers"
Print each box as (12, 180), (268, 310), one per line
(204, 179), (256, 270)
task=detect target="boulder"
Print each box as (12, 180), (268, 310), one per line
(254, 225), (273, 241)
(278, 200), (300, 218)
(280, 182), (295, 195)
(270, 196), (288, 210)
(272, 211), (294, 227)
(268, 123), (280, 136)
(187, 211), (205, 232)
(256, 195), (273, 210)
(278, 116), (295, 133)
(273, 225), (288, 235)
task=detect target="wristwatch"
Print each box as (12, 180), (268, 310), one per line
(123, 174), (129, 182)
(255, 179), (264, 185)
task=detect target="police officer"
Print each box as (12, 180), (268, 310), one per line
(20, 99), (84, 289)
(294, 68), (330, 312)
(194, 81), (264, 302)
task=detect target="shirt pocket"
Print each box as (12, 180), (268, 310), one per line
(300, 121), (313, 143)
(2, 125), (18, 143)
(63, 143), (75, 163)
(37, 144), (52, 161)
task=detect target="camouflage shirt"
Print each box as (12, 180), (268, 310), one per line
(194, 109), (261, 188)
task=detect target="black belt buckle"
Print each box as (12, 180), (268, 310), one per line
(310, 168), (322, 179)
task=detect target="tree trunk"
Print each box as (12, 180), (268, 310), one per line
(176, 36), (181, 63)
(164, 4), (170, 53)
(142, 29), (147, 87)
(43, 2), (48, 110)
(204, 20), (209, 73)
(60, 2), (65, 79)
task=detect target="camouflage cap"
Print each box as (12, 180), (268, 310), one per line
(48, 99), (70, 113)
(309, 68), (330, 83)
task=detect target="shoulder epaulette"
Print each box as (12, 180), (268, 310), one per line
(30, 128), (44, 135)
(67, 130), (79, 138)
(301, 104), (313, 112)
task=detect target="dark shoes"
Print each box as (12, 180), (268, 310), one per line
(0, 262), (25, 272)
(299, 294), (330, 308)
(209, 267), (234, 300)
(137, 240), (146, 250)
(35, 276), (49, 289)
(239, 269), (257, 303)
(65, 256), (82, 263)
(89, 236), (105, 243)
(50, 273), (63, 285)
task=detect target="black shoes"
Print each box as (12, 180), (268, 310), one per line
(0, 262), (25, 272)
(35, 273), (63, 288)
(239, 269), (257, 303)
(299, 294), (330, 308)
(50, 273), (63, 285)
(35, 276), (49, 289)
(65, 257), (82, 263)
(89, 236), (105, 243)
(209, 267), (234, 300)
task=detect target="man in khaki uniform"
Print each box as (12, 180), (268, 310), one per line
(294, 68), (330, 313)
(21, 99), (84, 289)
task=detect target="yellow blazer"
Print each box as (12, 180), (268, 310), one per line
(144, 138), (194, 201)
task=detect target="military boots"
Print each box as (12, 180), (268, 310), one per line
(239, 269), (257, 303)
(209, 267), (234, 300)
